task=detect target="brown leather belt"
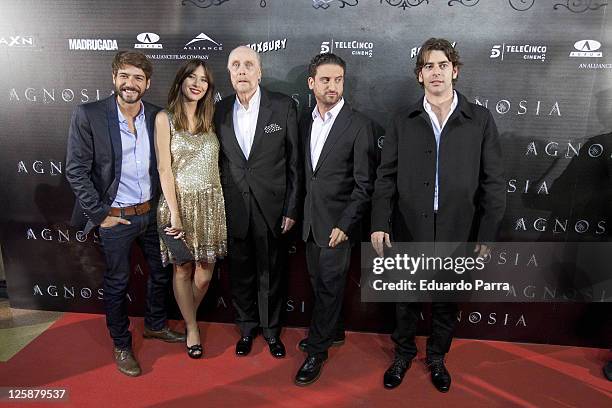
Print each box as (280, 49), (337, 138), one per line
(109, 201), (151, 217)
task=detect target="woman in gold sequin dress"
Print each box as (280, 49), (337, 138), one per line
(155, 59), (226, 359)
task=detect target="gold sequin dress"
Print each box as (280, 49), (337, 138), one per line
(157, 112), (227, 266)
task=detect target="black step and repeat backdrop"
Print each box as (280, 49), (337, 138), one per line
(1, 0), (611, 347)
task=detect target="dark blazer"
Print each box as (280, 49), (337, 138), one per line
(214, 88), (299, 239)
(65, 96), (161, 234)
(371, 91), (506, 242)
(300, 101), (377, 247)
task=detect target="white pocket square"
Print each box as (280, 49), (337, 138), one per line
(264, 123), (282, 134)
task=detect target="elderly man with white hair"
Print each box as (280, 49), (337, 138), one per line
(214, 46), (299, 358)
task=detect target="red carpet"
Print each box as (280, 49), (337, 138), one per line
(1, 313), (611, 407)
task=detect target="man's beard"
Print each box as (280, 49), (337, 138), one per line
(115, 85), (145, 104)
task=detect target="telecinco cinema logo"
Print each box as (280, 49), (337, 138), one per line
(134, 32), (162, 49)
(490, 43), (547, 62)
(321, 39), (374, 58)
(570, 40), (602, 58)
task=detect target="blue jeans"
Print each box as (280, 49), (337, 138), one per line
(98, 210), (170, 349)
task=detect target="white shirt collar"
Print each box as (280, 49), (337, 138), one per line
(234, 86), (261, 113)
(312, 98), (345, 122)
(422, 90), (458, 115)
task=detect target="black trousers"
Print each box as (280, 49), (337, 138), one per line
(305, 235), (351, 358)
(98, 210), (170, 350)
(393, 212), (459, 361)
(392, 302), (458, 361)
(228, 194), (284, 338)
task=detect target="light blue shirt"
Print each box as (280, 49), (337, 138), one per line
(422, 91), (458, 212)
(112, 102), (152, 207)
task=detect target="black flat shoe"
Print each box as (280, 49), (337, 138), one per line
(236, 336), (253, 356)
(383, 357), (411, 389)
(266, 337), (286, 358)
(186, 326), (203, 359)
(295, 355), (327, 386)
(427, 358), (451, 393)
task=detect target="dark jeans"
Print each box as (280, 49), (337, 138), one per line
(98, 210), (170, 350)
(228, 194), (285, 338)
(305, 238), (351, 358)
(392, 302), (458, 361)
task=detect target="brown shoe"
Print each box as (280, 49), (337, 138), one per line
(143, 326), (186, 343)
(113, 347), (141, 377)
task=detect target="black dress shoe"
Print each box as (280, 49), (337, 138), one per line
(266, 337), (286, 358)
(295, 355), (327, 386)
(143, 326), (186, 343)
(427, 358), (451, 393)
(383, 357), (411, 389)
(298, 333), (346, 352)
(235, 336), (253, 356)
(604, 360), (612, 381)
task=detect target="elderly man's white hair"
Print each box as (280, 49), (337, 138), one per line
(227, 45), (263, 72)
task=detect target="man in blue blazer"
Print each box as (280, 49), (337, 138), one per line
(66, 51), (184, 377)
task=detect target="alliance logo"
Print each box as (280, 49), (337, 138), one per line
(0, 35), (36, 48)
(184, 33), (223, 51)
(490, 43), (547, 62)
(321, 39), (374, 58)
(68, 38), (118, 51)
(570, 40), (602, 58)
(134, 32), (162, 49)
(247, 38), (287, 53)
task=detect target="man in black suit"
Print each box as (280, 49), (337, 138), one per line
(294, 53), (376, 386)
(66, 51), (185, 377)
(371, 38), (506, 392)
(214, 46), (299, 358)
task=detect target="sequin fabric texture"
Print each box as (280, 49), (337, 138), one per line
(157, 112), (227, 265)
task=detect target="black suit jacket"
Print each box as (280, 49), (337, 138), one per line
(300, 101), (377, 247)
(214, 88), (299, 239)
(371, 91), (506, 242)
(65, 96), (161, 234)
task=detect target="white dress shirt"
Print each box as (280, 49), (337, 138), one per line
(310, 98), (345, 170)
(422, 91), (458, 212)
(233, 86), (261, 159)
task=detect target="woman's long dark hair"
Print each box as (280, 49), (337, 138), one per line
(167, 58), (215, 134)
